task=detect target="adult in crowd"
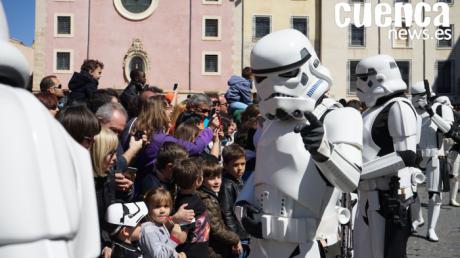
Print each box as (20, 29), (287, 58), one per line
(90, 128), (123, 257)
(218, 95), (228, 115)
(88, 89), (120, 114)
(39, 75), (66, 108)
(225, 67), (254, 114)
(175, 93), (213, 129)
(96, 102), (144, 173)
(35, 91), (60, 116)
(68, 59), (104, 105)
(133, 96), (217, 187)
(120, 69), (147, 118)
(56, 105), (101, 149)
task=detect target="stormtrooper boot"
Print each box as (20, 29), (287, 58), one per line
(450, 179), (460, 207)
(411, 196), (424, 232)
(427, 198), (441, 242)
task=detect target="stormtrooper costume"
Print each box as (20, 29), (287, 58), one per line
(353, 55), (421, 258)
(411, 82), (455, 241)
(0, 3), (100, 257)
(236, 29), (363, 258)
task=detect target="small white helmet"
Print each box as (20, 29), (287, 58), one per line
(434, 96), (452, 107)
(106, 202), (148, 234)
(250, 29), (332, 120)
(356, 55), (406, 108)
(0, 2), (30, 88)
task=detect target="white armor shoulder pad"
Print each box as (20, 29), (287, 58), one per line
(323, 107), (363, 150)
(439, 104), (455, 124)
(388, 98), (418, 138)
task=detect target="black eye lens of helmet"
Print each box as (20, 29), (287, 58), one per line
(279, 69), (300, 78)
(358, 76), (368, 81)
(255, 76), (267, 83)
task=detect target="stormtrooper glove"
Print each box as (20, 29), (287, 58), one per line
(236, 200), (263, 239)
(295, 112), (330, 162)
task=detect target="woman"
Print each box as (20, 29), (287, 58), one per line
(132, 96), (217, 189)
(35, 91), (59, 116)
(90, 128), (119, 256)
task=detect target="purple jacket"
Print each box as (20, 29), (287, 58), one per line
(137, 127), (213, 170)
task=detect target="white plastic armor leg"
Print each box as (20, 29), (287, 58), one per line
(427, 193), (442, 242)
(250, 238), (320, 258)
(353, 190), (385, 258)
(410, 194), (424, 232)
(426, 156), (442, 192)
(450, 179), (459, 207)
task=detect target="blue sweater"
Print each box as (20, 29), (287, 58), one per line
(225, 76), (253, 105)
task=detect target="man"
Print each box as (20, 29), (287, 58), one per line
(68, 59), (104, 105)
(120, 69), (147, 118)
(218, 95), (228, 115)
(39, 75), (66, 108)
(354, 55), (420, 258)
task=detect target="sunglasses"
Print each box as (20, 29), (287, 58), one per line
(52, 84), (62, 89)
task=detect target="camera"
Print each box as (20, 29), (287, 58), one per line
(133, 130), (144, 141)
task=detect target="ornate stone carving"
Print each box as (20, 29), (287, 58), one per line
(123, 38), (150, 82)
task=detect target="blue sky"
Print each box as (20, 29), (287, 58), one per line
(3, 0), (35, 46)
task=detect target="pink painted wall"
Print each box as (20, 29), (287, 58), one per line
(44, 0), (235, 93)
(191, 1), (234, 93)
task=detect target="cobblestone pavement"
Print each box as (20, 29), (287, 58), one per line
(408, 186), (460, 258)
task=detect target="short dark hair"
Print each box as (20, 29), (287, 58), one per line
(156, 142), (188, 170)
(87, 89), (114, 113)
(202, 157), (222, 179)
(35, 91), (58, 110)
(242, 67), (253, 80)
(56, 105), (101, 144)
(39, 75), (57, 91)
(81, 59), (104, 73)
(130, 69), (144, 82)
(173, 158), (202, 189)
(222, 144), (245, 165)
(142, 85), (163, 94)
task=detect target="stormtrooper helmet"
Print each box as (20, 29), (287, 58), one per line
(250, 29), (332, 120)
(411, 81), (431, 108)
(434, 96), (452, 107)
(356, 55), (407, 108)
(105, 202), (148, 235)
(0, 2), (30, 88)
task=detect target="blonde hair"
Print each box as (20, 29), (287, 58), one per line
(170, 100), (187, 126)
(90, 128), (119, 177)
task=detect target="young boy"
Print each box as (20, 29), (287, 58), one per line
(198, 157), (242, 258)
(140, 188), (187, 258)
(139, 142), (189, 199)
(105, 202), (149, 258)
(219, 144), (250, 258)
(173, 158), (211, 258)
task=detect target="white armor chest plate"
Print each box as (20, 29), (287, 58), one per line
(362, 101), (395, 162)
(254, 120), (331, 219)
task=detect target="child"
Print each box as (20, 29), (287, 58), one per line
(140, 188), (187, 258)
(173, 158), (211, 258)
(105, 202), (149, 258)
(197, 157), (242, 258)
(219, 144), (250, 258)
(139, 142), (189, 199)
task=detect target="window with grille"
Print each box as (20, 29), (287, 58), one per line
(205, 19), (219, 37)
(349, 24), (365, 46)
(437, 25), (453, 48)
(348, 60), (359, 94)
(205, 54), (218, 73)
(56, 52), (71, 71)
(253, 16), (271, 40)
(438, 0), (452, 3)
(435, 60), (454, 94)
(291, 17), (308, 36)
(57, 16), (71, 35)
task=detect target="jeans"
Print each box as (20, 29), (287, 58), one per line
(229, 101), (248, 113)
(239, 239), (250, 258)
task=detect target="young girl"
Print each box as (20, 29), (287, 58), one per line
(140, 188), (187, 258)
